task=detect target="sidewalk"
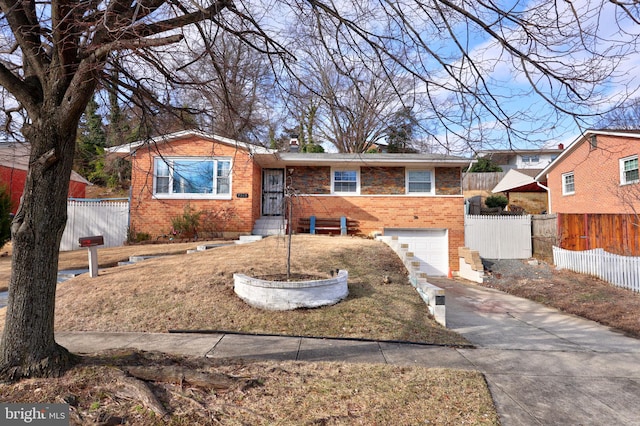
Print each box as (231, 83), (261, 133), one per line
(56, 278), (640, 426)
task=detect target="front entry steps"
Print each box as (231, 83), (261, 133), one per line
(252, 216), (287, 236)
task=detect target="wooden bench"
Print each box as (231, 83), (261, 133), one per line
(297, 216), (359, 235)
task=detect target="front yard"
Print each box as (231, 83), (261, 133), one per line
(0, 236), (499, 425)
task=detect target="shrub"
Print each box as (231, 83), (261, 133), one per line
(485, 194), (508, 209)
(198, 206), (238, 238)
(170, 204), (202, 239)
(126, 227), (150, 244)
(0, 185), (12, 247)
(467, 158), (503, 172)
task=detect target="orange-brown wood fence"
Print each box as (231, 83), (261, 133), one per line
(557, 213), (640, 256)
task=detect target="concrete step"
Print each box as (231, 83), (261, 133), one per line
(252, 217), (287, 236)
(236, 235), (263, 244)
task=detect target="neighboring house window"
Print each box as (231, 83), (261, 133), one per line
(154, 157), (231, 198)
(332, 169), (359, 193)
(620, 155), (639, 185)
(406, 170), (433, 194)
(562, 172), (575, 195)
(522, 155), (540, 163)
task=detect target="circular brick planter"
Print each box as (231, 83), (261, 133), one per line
(233, 270), (348, 310)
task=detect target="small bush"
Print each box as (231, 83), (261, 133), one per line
(170, 204), (202, 239)
(485, 194), (508, 209)
(127, 227), (150, 244)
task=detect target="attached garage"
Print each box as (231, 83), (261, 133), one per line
(384, 228), (449, 276)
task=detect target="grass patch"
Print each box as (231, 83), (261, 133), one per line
(0, 350), (499, 425)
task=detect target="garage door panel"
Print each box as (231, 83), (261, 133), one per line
(384, 228), (449, 276)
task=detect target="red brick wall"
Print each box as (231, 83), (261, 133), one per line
(129, 135), (260, 238)
(547, 135), (640, 214)
(292, 195), (465, 271)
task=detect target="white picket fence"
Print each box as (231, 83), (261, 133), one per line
(60, 199), (129, 251)
(464, 215), (532, 259)
(553, 246), (640, 293)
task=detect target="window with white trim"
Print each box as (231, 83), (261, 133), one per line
(154, 157), (231, 198)
(562, 172), (575, 195)
(332, 169), (359, 193)
(620, 155), (639, 185)
(406, 170), (433, 194)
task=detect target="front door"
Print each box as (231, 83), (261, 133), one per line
(262, 169), (285, 216)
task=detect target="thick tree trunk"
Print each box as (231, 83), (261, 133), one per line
(0, 115), (80, 381)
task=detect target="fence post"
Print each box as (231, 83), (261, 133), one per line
(310, 216), (316, 235)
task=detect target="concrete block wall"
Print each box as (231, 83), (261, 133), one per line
(377, 236), (446, 326)
(458, 247), (484, 284)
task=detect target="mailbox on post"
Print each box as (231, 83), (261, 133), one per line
(79, 236), (104, 248)
(79, 235), (104, 277)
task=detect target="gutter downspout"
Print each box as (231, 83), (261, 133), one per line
(536, 180), (551, 214)
(463, 160), (477, 215)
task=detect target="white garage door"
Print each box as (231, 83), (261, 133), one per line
(384, 228), (449, 276)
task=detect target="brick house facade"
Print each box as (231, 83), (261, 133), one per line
(537, 130), (640, 214)
(111, 131), (469, 274)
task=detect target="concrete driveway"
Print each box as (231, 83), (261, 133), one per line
(431, 278), (640, 425)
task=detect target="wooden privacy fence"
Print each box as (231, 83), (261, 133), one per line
(464, 215), (532, 259)
(462, 172), (507, 191)
(531, 214), (557, 261)
(553, 246), (640, 293)
(60, 199), (129, 251)
(558, 213), (640, 256)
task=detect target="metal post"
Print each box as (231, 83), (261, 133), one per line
(87, 246), (99, 278)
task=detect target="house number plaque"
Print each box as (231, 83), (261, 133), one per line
(236, 193), (249, 198)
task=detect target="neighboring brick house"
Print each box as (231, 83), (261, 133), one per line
(536, 130), (640, 215)
(0, 142), (89, 214)
(535, 130), (640, 254)
(109, 130), (469, 276)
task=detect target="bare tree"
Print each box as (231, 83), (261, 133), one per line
(290, 49), (411, 152)
(0, 0), (638, 380)
(596, 97), (640, 130)
(0, 1), (283, 381)
(177, 31), (275, 143)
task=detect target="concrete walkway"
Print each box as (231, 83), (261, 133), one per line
(56, 279), (640, 426)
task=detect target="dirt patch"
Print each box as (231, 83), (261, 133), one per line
(481, 258), (640, 338)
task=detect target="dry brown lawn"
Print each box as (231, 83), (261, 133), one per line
(0, 236), (499, 425)
(0, 350), (498, 425)
(45, 235), (467, 345)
